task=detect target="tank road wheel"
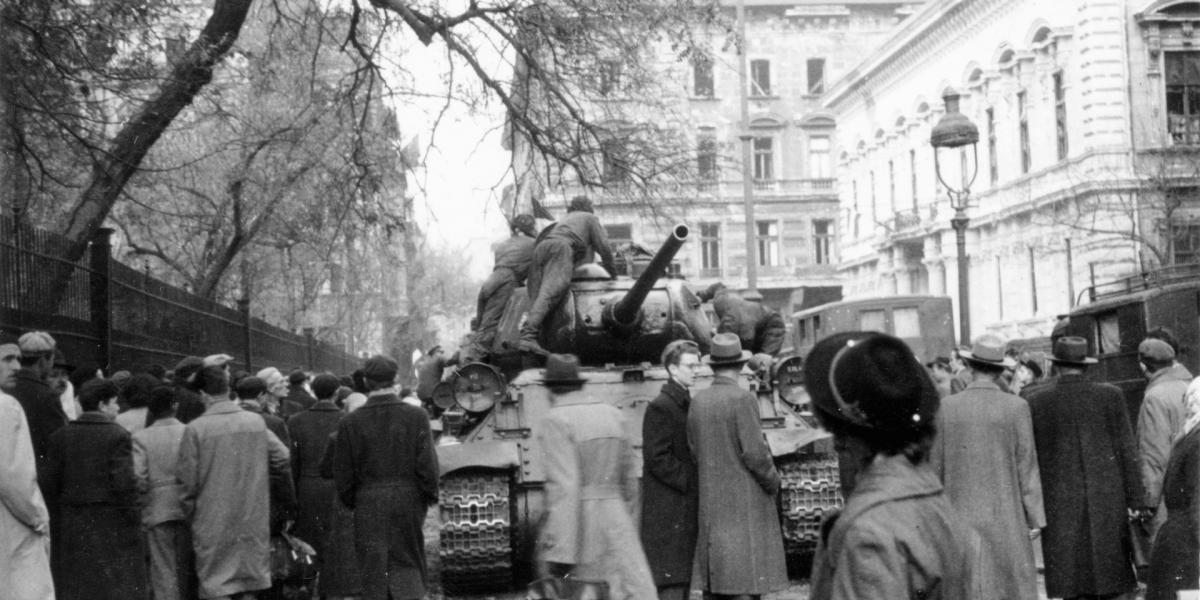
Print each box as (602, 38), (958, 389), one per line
(776, 452), (843, 556)
(438, 469), (515, 595)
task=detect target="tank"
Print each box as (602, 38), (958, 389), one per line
(433, 224), (841, 595)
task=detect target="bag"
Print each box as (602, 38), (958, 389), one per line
(525, 576), (610, 600)
(270, 530), (317, 584)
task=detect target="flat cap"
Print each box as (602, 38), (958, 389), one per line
(363, 355), (399, 383)
(18, 331), (56, 355)
(1139, 338), (1176, 362)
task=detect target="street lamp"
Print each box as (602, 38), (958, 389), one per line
(930, 89), (979, 346)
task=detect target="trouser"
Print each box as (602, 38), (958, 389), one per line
(521, 238), (575, 340)
(469, 269), (518, 358)
(754, 312), (787, 356)
(657, 583), (691, 600)
(146, 520), (197, 600)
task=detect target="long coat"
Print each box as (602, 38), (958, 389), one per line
(537, 393), (656, 600)
(44, 412), (148, 600)
(687, 375), (787, 595)
(1025, 374), (1145, 598)
(810, 454), (982, 600)
(1138, 368), (1188, 538)
(0, 392), (53, 600)
(177, 400), (291, 599)
(240, 399), (297, 533)
(1146, 424), (1200, 600)
(333, 393), (439, 600)
(287, 400), (341, 556)
(10, 368), (67, 486)
(318, 430), (363, 597)
(640, 379), (698, 587)
(931, 379), (1045, 600)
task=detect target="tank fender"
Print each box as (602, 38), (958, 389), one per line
(437, 440), (522, 477)
(763, 426), (831, 457)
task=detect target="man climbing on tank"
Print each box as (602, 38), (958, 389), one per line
(464, 213), (538, 362)
(518, 196), (617, 356)
(696, 282), (787, 357)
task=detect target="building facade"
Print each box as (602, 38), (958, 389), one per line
(826, 0), (1200, 341)
(510, 0), (924, 314)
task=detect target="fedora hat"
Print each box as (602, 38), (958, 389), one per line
(703, 332), (751, 366)
(1050, 336), (1097, 366)
(959, 335), (1017, 369)
(541, 353), (587, 385)
(804, 331), (940, 433)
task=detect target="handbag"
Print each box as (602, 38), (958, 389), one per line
(525, 575), (610, 600)
(270, 529), (317, 584)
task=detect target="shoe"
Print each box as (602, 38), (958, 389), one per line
(518, 337), (549, 356)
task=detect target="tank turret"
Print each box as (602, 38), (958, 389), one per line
(488, 224), (711, 373)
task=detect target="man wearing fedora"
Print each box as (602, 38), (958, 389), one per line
(805, 331), (979, 599)
(1135, 337), (1188, 543)
(1025, 337), (1149, 600)
(535, 353), (656, 600)
(687, 333), (786, 599)
(931, 335), (1045, 600)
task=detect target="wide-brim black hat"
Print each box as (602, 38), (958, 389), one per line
(703, 332), (751, 365)
(541, 353), (587, 385)
(805, 331), (940, 433)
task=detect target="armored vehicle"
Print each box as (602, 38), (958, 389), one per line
(432, 225), (841, 594)
(1063, 263), (1200, 419)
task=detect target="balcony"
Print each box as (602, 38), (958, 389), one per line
(551, 178), (838, 204)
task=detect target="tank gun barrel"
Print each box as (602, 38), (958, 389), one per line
(610, 224), (689, 327)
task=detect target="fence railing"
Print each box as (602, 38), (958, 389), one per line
(1, 216), (355, 374)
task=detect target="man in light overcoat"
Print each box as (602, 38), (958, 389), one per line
(1136, 338), (1188, 541)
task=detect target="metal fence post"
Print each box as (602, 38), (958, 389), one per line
(89, 228), (113, 372)
(239, 297), (252, 372)
(303, 327), (314, 371)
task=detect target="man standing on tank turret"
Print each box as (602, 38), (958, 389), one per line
(696, 282), (787, 357)
(518, 196), (618, 356)
(465, 214), (538, 362)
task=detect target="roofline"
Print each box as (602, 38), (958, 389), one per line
(823, 0), (966, 110)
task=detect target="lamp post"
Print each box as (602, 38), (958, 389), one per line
(930, 89), (980, 346)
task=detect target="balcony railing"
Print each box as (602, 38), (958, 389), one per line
(552, 178), (838, 202)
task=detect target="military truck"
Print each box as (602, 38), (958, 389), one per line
(430, 225), (840, 594)
(1063, 263), (1200, 418)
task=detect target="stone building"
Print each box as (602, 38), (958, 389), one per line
(509, 0), (924, 314)
(826, 0), (1200, 341)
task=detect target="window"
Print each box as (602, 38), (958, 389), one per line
(1096, 311), (1120, 355)
(806, 58), (825, 95)
(697, 133), (718, 183)
(888, 160), (896, 215)
(1173, 222), (1200, 264)
(870, 170), (877, 221)
(1018, 91), (1031, 174)
(605, 223), (632, 253)
(852, 180), (860, 238)
(700, 222), (721, 273)
(798, 319), (808, 343)
(813, 219), (833, 264)
(601, 139), (627, 183)
(1167, 52), (1200, 145)
(753, 137), (774, 181)
(909, 149), (918, 210)
(893, 307), (921, 338)
(809, 136), (831, 178)
(859, 309), (886, 332)
(987, 108), (998, 184)
(1054, 72), (1068, 160)
(693, 60), (714, 98)
(598, 61), (622, 96)
(750, 59), (771, 96)
(756, 220), (780, 267)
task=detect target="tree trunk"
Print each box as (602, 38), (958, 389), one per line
(47, 0), (255, 307)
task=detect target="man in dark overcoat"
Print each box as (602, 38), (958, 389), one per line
(44, 378), (148, 599)
(236, 375), (297, 535)
(466, 213), (537, 362)
(1025, 337), (1150, 600)
(697, 283), (787, 356)
(286, 373), (342, 563)
(333, 355), (439, 600)
(687, 333), (787, 599)
(518, 196), (617, 356)
(282, 369), (316, 418)
(640, 340), (702, 600)
(10, 332), (68, 488)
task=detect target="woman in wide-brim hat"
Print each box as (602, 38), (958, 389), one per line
(806, 331), (981, 600)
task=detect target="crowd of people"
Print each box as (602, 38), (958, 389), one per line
(0, 330), (437, 600)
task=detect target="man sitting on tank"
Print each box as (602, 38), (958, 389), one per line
(696, 282), (787, 357)
(518, 196), (617, 356)
(465, 213), (537, 362)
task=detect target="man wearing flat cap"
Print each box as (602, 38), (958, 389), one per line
(11, 332), (68, 491)
(687, 333), (786, 599)
(697, 282), (787, 357)
(1025, 337), (1148, 600)
(930, 335), (1044, 600)
(1136, 337), (1189, 542)
(519, 196), (617, 356)
(535, 353), (655, 599)
(333, 355), (438, 600)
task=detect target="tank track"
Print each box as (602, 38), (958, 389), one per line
(438, 470), (514, 595)
(777, 453), (843, 555)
